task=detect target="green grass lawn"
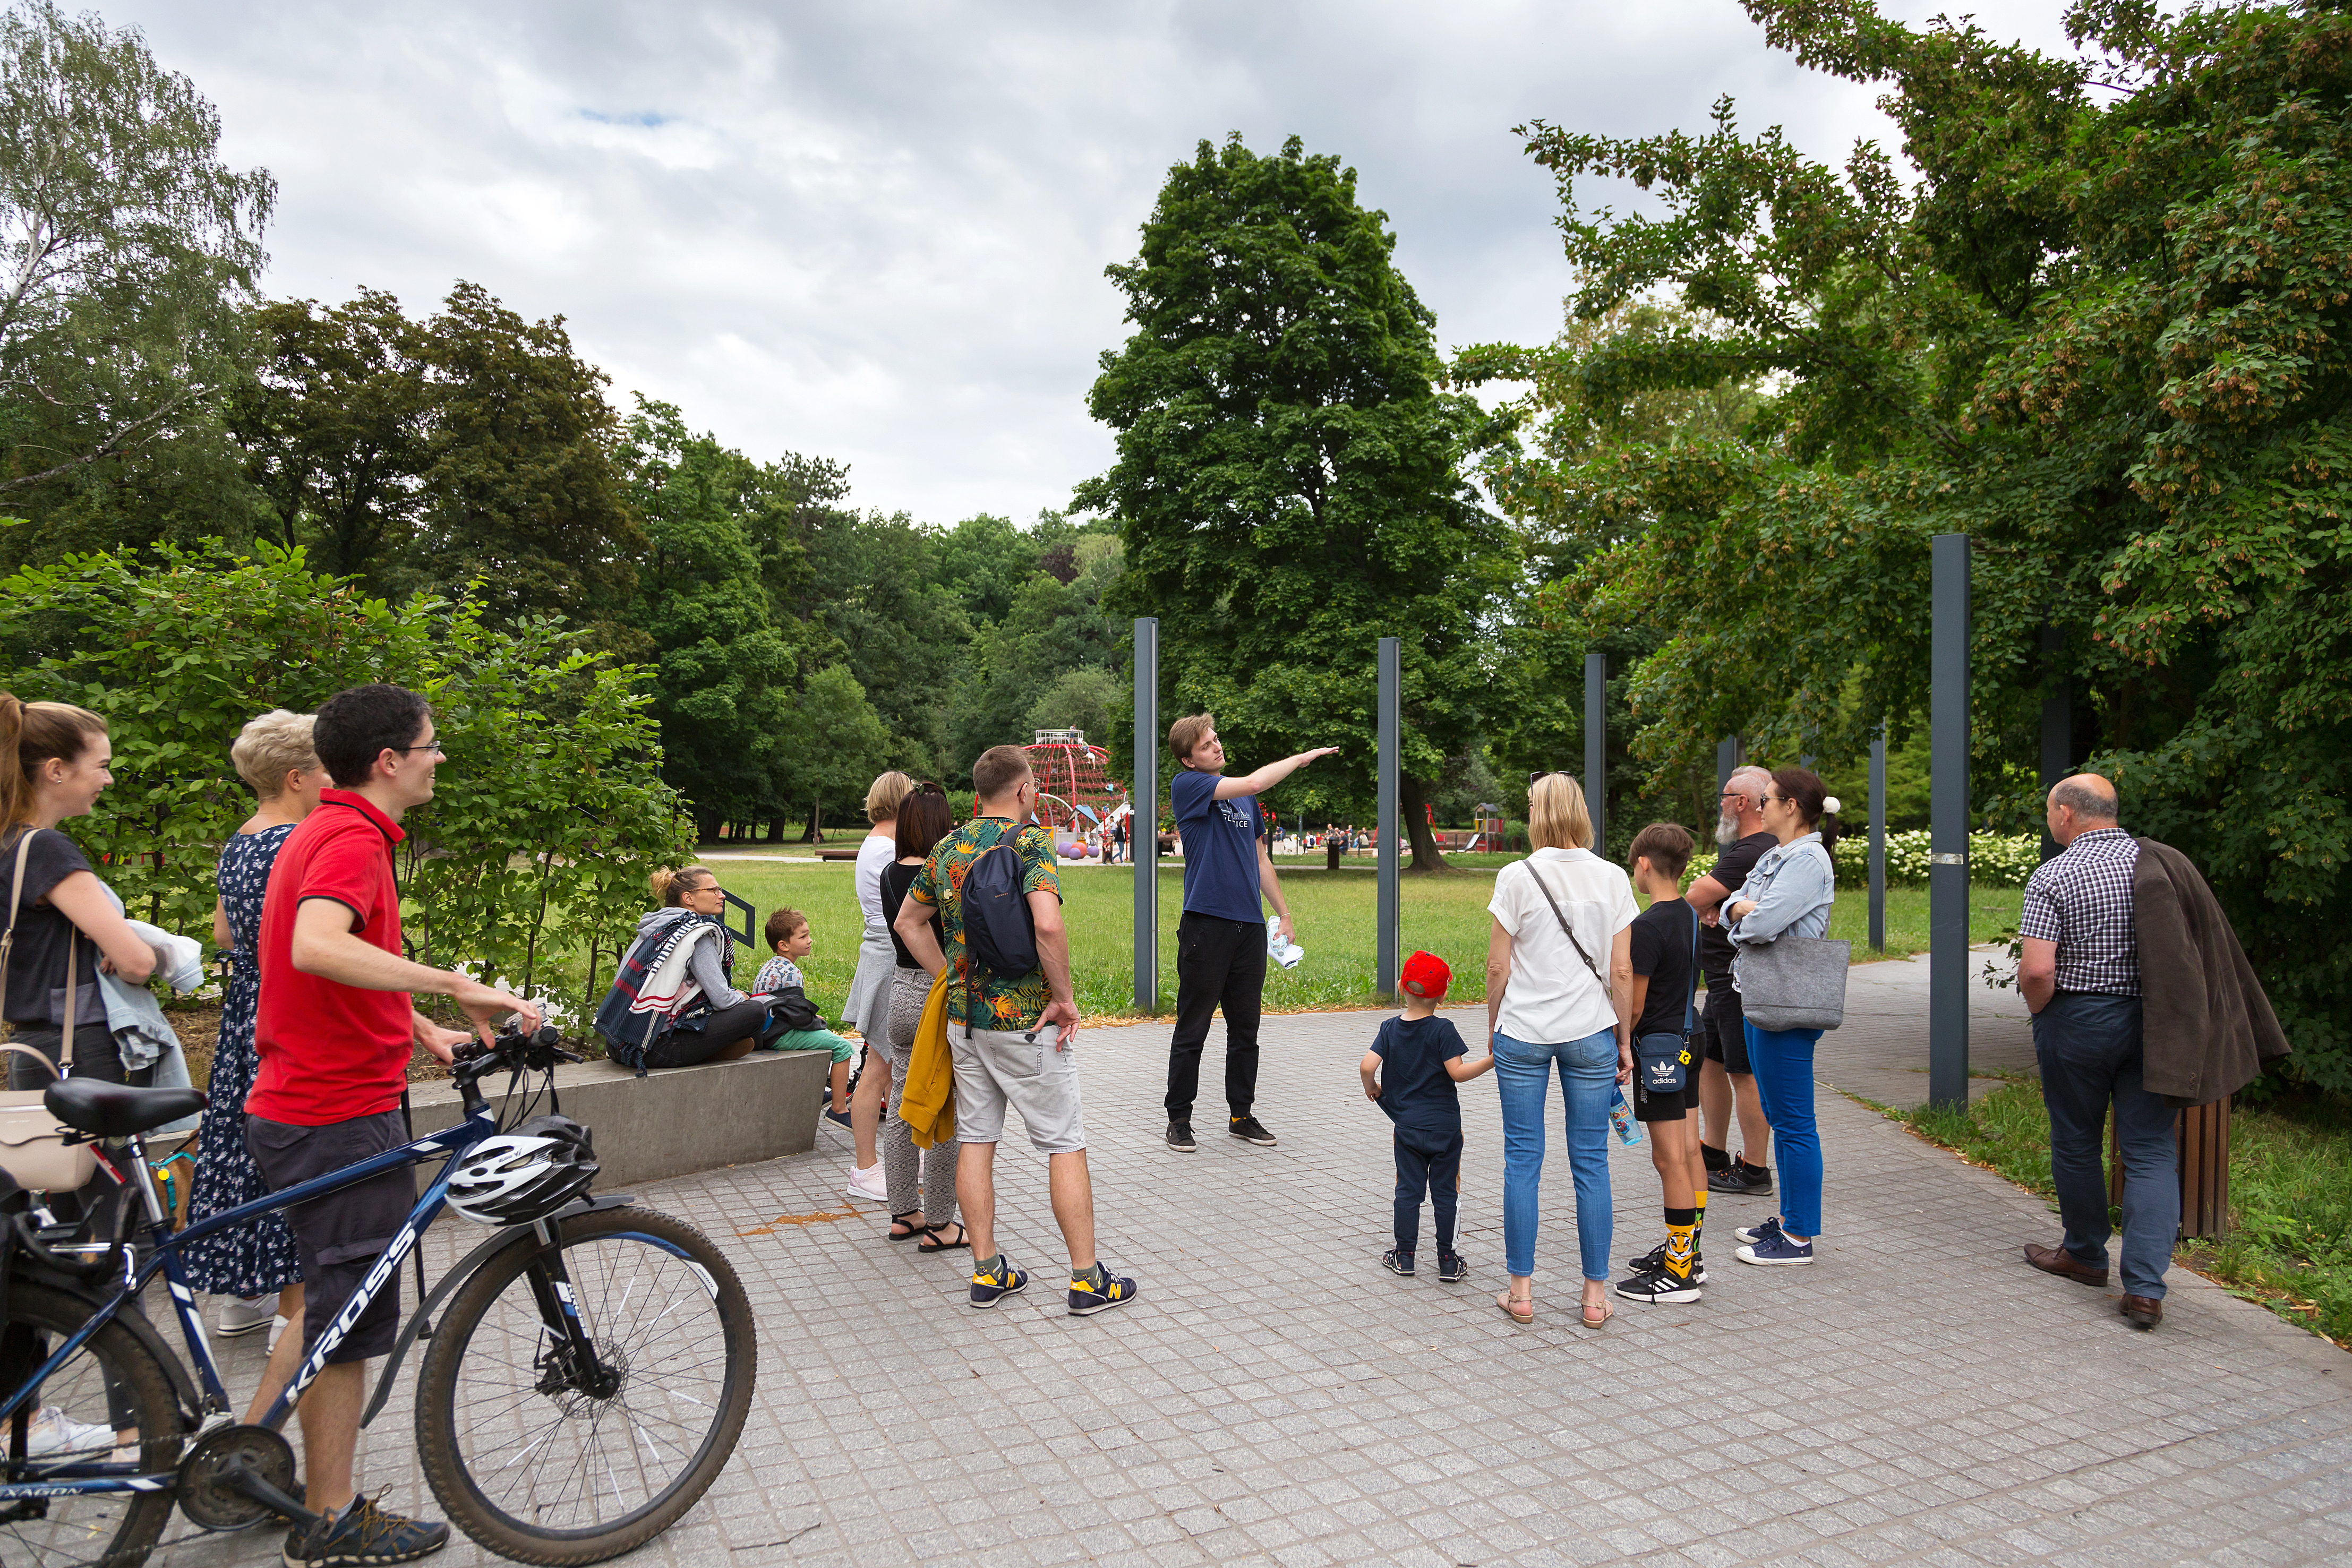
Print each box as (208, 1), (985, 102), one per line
(1901, 1082), (2352, 1347)
(704, 855), (2021, 1021)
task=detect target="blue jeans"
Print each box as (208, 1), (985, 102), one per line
(1744, 1020), (1824, 1237)
(1494, 1028), (1618, 1281)
(2034, 992), (2175, 1299)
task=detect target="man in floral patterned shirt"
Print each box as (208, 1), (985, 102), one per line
(896, 744), (1137, 1317)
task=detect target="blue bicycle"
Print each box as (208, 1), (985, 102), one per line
(0, 1024), (756, 1566)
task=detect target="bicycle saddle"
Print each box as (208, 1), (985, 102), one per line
(45, 1078), (209, 1138)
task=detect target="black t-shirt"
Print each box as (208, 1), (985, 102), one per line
(2, 828), (104, 1026)
(1630, 898), (1701, 1039)
(879, 860), (938, 969)
(1698, 831), (1777, 977)
(1372, 1014), (1468, 1137)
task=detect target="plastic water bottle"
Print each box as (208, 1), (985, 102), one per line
(1609, 1086), (1642, 1147)
(1267, 929), (1304, 969)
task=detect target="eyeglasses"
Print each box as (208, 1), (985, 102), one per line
(1528, 770), (1571, 786)
(397, 741), (447, 758)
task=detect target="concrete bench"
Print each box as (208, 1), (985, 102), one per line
(403, 1048), (831, 1189)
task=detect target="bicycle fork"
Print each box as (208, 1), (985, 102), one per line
(520, 1218), (620, 1403)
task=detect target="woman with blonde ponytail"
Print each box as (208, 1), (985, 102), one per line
(1, 693), (161, 1104)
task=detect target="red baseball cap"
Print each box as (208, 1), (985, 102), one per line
(1400, 950), (1451, 1000)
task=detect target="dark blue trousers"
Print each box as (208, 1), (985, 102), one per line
(1393, 1127), (1463, 1256)
(2034, 991), (2177, 1299)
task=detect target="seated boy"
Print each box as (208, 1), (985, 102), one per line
(751, 908), (857, 1125)
(1359, 951), (1492, 1281)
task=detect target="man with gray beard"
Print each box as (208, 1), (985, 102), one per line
(1682, 766), (1776, 1196)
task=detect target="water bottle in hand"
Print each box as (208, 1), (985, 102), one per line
(1609, 1086), (1642, 1147)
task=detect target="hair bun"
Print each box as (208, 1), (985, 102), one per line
(1821, 795), (1841, 816)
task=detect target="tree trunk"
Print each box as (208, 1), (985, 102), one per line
(1400, 774), (1450, 872)
(766, 817), (788, 843)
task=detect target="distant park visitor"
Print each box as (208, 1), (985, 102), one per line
(844, 770), (916, 1204)
(1161, 714), (1337, 1154)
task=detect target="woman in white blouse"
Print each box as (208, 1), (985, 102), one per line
(842, 771), (913, 1203)
(1484, 774), (1636, 1329)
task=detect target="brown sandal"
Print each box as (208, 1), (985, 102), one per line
(1495, 1290), (1534, 1324)
(1580, 1298), (1613, 1330)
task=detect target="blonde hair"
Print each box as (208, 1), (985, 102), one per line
(864, 770), (914, 824)
(230, 710), (321, 800)
(649, 864), (716, 906)
(1527, 773), (1593, 851)
(0, 692), (108, 831)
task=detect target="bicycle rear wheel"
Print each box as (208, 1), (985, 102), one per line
(415, 1205), (755, 1565)
(1, 1283), (182, 1568)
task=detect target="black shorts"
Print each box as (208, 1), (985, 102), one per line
(245, 1109), (411, 1364)
(1632, 1074), (1704, 1124)
(1700, 975), (1750, 1074)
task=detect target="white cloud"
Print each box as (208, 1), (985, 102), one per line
(103, 0), (2076, 526)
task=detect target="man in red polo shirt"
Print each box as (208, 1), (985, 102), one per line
(248, 683), (536, 1566)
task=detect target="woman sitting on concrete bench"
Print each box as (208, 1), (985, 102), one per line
(596, 866), (791, 1071)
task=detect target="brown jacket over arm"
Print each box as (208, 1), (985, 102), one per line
(2134, 838), (2290, 1107)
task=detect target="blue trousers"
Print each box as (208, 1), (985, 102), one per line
(1393, 1128), (1462, 1255)
(2034, 991), (2175, 1299)
(1744, 1019), (1824, 1237)
(1494, 1027), (1617, 1281)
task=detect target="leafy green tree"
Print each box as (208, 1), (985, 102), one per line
(950, 537), (1126, 769)
(1026, 665), (1119, 740)
(1077, 133), (1515, 868)
(0, 2), (275, 568)
(1513, 0), (2351, 1083)
(798, 505), (971, 776)
(226, 288), (429, 585)
(774, 663), (892, 839)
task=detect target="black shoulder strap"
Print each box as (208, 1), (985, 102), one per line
(1684, 902), (1700, 1035)
(1527, 863), (1605, 984)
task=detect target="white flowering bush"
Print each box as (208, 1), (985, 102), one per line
(1680, 831), (2041, 890)
(484, 974), (577, 1034)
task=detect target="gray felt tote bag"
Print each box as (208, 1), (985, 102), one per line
(1737, 935), (1850, 1032)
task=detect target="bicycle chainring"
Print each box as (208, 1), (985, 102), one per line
(176, 1422), (298, 1530)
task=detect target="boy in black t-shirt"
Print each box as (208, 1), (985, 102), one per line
(1616, 822), (1711, 1305)
(1359, 951), (1492, 1281)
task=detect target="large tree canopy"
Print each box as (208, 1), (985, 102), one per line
(1077, 133), (1514, 866)
(1506, 0), (2351, 1085)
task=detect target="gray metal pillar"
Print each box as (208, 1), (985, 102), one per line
(1869, 721), (1887, 954)
(1132, 618), (1159, 1014)
(1929, 535), (1971, 1109)
(1584, 653), (1606, 853)
(2039, 622), (2069, 863)
(1376, 638), (1400, 998)
(1716, 735), (1738, 796)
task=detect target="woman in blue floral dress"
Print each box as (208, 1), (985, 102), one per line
(182, 712), (320, 1410)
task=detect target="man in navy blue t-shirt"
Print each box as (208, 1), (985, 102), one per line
(1162, 714), (1337, 1152)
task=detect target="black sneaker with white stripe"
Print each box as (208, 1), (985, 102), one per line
(1614, 1263), (1704, 1304)
(1623, 1241), (1707, 1286)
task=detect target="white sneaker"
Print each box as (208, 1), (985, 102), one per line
(216, 1294), (277, 1338)
(842, 1163), (888, 1203)
(267, 1315), (292, 1352)
(27, 1406), (111, 1458)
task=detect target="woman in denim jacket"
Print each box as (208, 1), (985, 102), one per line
(1723, 767), (1840, 1266)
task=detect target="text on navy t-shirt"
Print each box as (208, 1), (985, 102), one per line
(1372, 1014), (1469, 1137)
(1171, 767), (1265, 923)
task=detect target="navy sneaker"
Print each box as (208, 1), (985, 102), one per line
(1736, 1228), (1814, 1266)
(1067, 1265), (1137, 1317)
(969, 1256), (1029, 1308)
(823, 1107), (852, 1128)
(1733, 1215), (1785, 1247)
(282, 1493), (449, 1566)
(1436, 1253), (1468, 1283)
(1382, 1248), (1415, 1276)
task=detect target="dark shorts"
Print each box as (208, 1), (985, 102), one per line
(1700, 975), (1750, 1074)
(1632, 1074), (1704, 1124)
(245, 1109), (411, 1364)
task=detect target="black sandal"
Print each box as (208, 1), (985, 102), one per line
(887, 1209), (926, 1241)
(918, 1221), (969, 1253)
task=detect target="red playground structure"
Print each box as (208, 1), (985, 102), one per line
(1023, 730), (1123, 858)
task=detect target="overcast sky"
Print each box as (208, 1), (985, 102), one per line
(107, 1), (2074, 528)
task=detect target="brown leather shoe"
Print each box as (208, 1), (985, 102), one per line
(2119, 1294), (2162, 1330)
(2023, 1243), (2110, 1288)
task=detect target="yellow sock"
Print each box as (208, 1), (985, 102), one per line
(1665, 1219), (1698, 1279)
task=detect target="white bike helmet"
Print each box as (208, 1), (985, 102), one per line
(446, 1115), (598, 1225)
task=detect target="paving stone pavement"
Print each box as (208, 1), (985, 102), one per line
(152, 1005), (2350, 1567)
(1817, 948), (2038, 1111)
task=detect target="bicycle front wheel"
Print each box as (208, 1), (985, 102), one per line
(415, 1205), (756, 1565)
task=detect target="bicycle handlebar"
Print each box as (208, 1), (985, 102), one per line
(452, 1021), (583, 1091)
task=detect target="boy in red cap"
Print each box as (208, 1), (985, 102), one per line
(1360, 950), (1492, 1280)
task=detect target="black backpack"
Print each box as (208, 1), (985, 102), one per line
(962, 830), (1039, 980)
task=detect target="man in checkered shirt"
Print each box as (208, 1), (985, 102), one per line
(2016, 774), (2174, 1329)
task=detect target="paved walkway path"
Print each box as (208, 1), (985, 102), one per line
(1820, 946), (2037, 1110)
(162, 1005), (2350, 1567)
